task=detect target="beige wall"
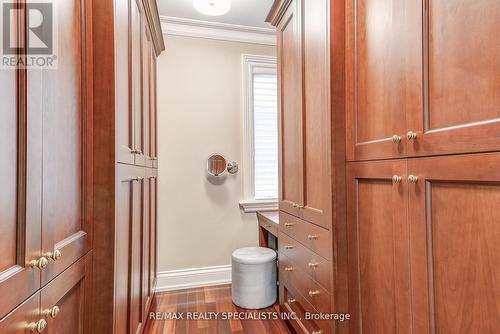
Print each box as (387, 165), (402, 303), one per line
(156, 35), (276, 272)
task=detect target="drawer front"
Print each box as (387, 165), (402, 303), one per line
(279, 252), (331, 314)
(259, 219), (278, 236)
(281, 280), (332, 334)
(279, 232), (331, 291)
(280, 211), (330, 259)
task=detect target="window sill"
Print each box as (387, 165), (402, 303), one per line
(239, 199), (278, 213)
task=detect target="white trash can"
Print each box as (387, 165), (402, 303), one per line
(231, 247), (277, 309)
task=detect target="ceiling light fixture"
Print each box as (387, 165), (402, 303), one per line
(193, 0), (231, 16)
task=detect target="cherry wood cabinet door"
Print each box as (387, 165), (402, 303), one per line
(141, 171), (151, 325)
(407, 0), (500, 157)
(0, 292), (40, 334)
(277, 0), (303, 216)
(141, 29), (153, 168)
(299, 0), (332, 229)
(0, 27), (42, 319)
(131, 0), (146, 166)
(346, 0), (422, 161)
(408, 154), (500, 333)
(115, 164), (145, 334)
(39, 0), (93, 286)
(150, 170), (158, 290)
(40, 253), (92, 334)
(116, 0), (135, 164)
(347, 160), (411, 334)
(150, 54), (158, 169)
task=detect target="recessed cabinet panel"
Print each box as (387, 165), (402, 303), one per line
(40, 254), (92, 334)
(278, 0), (302, 216)
(0, 292), (40, 334)
(347, 160), (411, 334)
(346, 0), (422, 161)
(409, 154), (500, 333)
(40, 0), (91, 286)
(408, 0), (500, 156)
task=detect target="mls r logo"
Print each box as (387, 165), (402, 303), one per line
(2, 1), (54, 55)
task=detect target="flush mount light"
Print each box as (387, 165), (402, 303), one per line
(193, 0), (231, 16)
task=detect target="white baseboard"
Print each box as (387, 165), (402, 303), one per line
(155, 265), (232, 292)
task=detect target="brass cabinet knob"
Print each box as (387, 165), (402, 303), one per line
(44, 249), (62, 261)
(307, 234), (318, 240)
(28, 319), (47, 332)
(43, 305), (60, 319)
(408, 175), (419, 183)
(308, 262), (319, 268)
(284, 266), (294, 271)
(391, 135), (401, 143)
(407, 131), (418, 140)
(30, 257), (49, 270)
(292, 203), (298, 208)
(287, 298), (296, 304)
(297, 204), (304, 209)
(312, 331), (323, 334)
(392, 175), (402, 184)
(132, 177), (144, 182)
(265, 224), (272, 228)
(284, 245), (294, 250)
(308, 290), (320, 297)
(284, 223), (294, 227)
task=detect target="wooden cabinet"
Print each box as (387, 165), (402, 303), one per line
(347, 0), (500, 161)
(408, 154), (500, 333)
(346, 160), (411, 334)
(275, 0), (332, 229)
(92, 0), (164, 333)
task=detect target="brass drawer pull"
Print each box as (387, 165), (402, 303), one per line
(28, 319), (47, 332)
(265, 224), (272, 228)
(284, 223), (294, 227)
(408, 175), (419, 183)
(43, 305), (60, 319)
(292, 203), (298, 208)
(44, 249), (62, 261)
(307, 234), (318, 240)
(132, 176), (144, 182)
(284, 245), (294, 250)
(392, 175), (402, 184)
(391, 134), (401, 143)
(308, 262), (319, 268)
(312, 331), (323, 334)
(308, 290), (320, 297)
(407, 131), (417, 140)
(287, 298), (296, 304)
(30, 257), (49, 270)
(284, 266), (294, 271)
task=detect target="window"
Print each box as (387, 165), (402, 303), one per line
(240, 54), (278, 213)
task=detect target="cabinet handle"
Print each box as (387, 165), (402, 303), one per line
(307, 234), (318, 240)
(132, 177), (144, 182)
(265, 224), (272, 228)
(284, 245), (294, 250)
(308, 290), (320, 297)
(151, 157), (158, 160)
(30, 257), (49, 270)
(292, 203), (298, 208)
(392, 175), (402, 184)
(43, 305), (60, 319)
(312, 331), (323, 334)
(284, 266), (294, 271)
(308, 262), (319, 268)
(297, 204), (304, 209)
(28, 319), (47, 332)
(44, 249), (62, 261)
(391, 135), (401, 143)
(287, 298), (296, 304)
(408, 175), (419, 183)
(407, 131), (418, 140)
(284, 223), (294, 227)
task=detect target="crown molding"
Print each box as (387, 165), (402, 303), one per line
(160, 16), (276, 46)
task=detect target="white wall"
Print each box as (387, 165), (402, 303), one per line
(156, 35), (276, 276)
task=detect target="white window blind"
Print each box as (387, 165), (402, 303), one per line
(253, 72), (278, 200)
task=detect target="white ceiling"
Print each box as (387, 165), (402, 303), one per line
(157, 0), (276, 29)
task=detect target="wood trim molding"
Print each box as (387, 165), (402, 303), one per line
(141, 0), (166, 56)
(155, 265), (232, 292)
(265, 0), (293, 26)
(160, 16), (276, 45)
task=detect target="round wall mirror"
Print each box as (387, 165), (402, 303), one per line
(206, 154), (227, 176)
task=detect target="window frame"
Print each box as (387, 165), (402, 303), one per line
(239, 54), (278, 213)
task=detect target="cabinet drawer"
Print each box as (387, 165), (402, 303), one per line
(259, 219), (278, 237)
(280, 212), (330, 260)
(279, 252), (331, 314)
(279, 232), (331, 291)
(281, 281), (332, 334)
